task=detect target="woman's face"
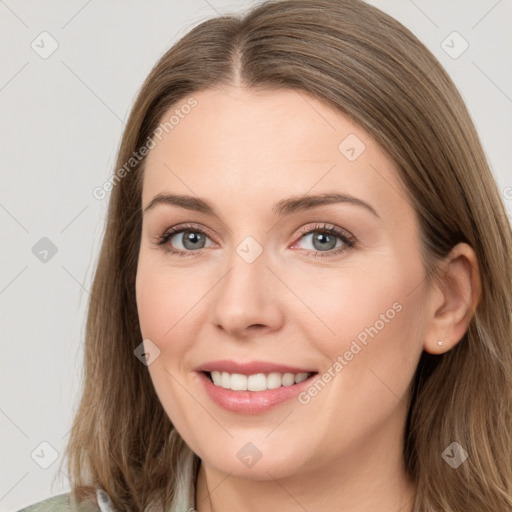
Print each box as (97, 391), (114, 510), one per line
(136, 87), (430, 479)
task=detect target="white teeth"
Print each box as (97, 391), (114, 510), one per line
(211, 371), (222, 386)
(208, 371), (311, 391)
(220, 371), (230, 388)
(247, 373), (267, 391)
(230, 373), (247, 391)
(295, 372), (309, 384)
(267, 372), (282, 389)
(282, 373), (295, 386)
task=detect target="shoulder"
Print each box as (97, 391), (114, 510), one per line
(16, 492), (102, 512)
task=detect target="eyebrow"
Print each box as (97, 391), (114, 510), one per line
(143, 192), (379, 218)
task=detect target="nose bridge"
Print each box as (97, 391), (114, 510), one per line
(210, 234), (282, 335)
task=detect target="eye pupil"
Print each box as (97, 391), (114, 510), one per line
(182, 231), (205, 250)
(313, 232), (337, 251)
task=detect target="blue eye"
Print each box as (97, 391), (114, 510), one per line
(170, 230), (209, 251)
(154, 223), (214, 255)
(154, 222), (356, 259)
(292, 223), (355, 258)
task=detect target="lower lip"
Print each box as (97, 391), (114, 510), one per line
(196, 371), (318, 414)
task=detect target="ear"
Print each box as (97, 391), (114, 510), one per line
(424, 242), (481, 354)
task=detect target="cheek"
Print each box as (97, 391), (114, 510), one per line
(293, 264), (409, 351)
(299, 256), (425, 393)
(135, 258), (218, 362)
(135, 269), (169, 342)
(135, 261), (187, 352)
(290, 265), (425, 458)
(135, 261), (208, 431)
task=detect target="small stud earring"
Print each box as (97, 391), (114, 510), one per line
(437, 340), (444, 347)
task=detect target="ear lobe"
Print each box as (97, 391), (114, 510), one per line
(423, 242), (481, 355)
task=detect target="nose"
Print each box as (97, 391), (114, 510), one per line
(209, 246), (284, 339)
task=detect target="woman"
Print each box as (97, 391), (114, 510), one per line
(19, 0), (512, 511)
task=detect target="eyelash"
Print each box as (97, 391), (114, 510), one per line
(152, 222), (356, 259)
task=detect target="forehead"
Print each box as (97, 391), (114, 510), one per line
(141, 87), (411, 221)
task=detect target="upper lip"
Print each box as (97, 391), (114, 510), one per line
(196, 360), (317, 375)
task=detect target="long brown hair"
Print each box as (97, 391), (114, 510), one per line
(61, 1), (512, 510)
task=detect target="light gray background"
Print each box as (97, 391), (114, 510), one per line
(1, 1), (511, 510)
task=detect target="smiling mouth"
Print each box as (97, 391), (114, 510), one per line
(202, 370), (318, 392)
